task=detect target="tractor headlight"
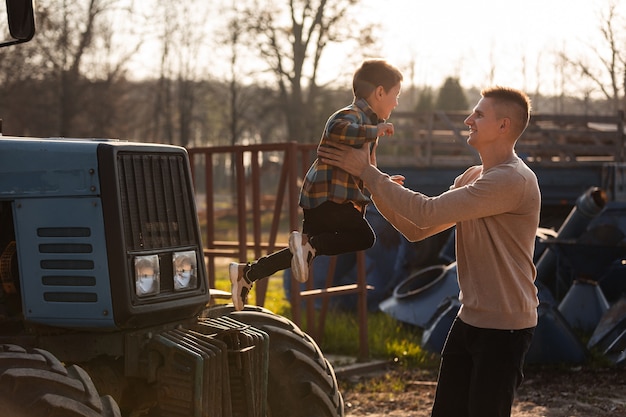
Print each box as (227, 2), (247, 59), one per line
(134, 255), (160, 297)
(173, 250), (197, 291)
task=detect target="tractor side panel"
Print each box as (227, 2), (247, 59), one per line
(14, 197), (115, 328)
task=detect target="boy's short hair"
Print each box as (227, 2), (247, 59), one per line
(481, 86), (532, 138)
(353, 59), (403, 99)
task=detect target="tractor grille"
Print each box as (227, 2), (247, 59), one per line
(151, 317), (269, 417)
(117, 153), (196, 251)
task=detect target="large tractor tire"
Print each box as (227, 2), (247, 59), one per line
(0, 344), (121, 417)
(206, 305), (345, 417)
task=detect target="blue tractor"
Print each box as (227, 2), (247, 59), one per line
(0, 3), (343, 416)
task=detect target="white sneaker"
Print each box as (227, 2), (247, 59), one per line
(229, 262), (252, 311)
(289, 231), (315, 283)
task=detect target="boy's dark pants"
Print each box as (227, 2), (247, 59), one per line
(431, 317), (535, 417)
(246, 201), (375, 281)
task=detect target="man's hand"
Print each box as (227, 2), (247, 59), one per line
(317, 142), (372, 177)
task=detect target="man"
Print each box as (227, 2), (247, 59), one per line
(318, 86), (540, 417)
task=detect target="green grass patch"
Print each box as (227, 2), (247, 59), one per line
(319, 310), (437, 368)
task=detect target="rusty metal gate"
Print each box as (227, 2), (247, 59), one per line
(188, 142), (369, 359)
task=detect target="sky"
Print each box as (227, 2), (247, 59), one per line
(124, 0), (621, 97)
(343, 0), (615, 94)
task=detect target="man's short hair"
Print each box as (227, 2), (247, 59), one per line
(353, 59), (403, 99)
(481, 86), (532, 138)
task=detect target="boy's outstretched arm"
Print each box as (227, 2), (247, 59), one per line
(377, 122), (394, 137)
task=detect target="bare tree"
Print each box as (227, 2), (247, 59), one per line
(208, 3), (284, 148)
(227, 11), (242, 147)
(35, 0), (130, 136)
(239, 0), (373, 143)
(560, 1), (626, 113)
(2, 0), (142, 137)
(149, 2), (174, 143)
(220, 4), (254, 147)
(147, 0), (210, 146)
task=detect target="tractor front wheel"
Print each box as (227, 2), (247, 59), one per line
(207, 305), (345, 417)
(0, 344), (121, 417)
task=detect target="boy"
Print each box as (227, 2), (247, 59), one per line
(229, 58), (403, 311)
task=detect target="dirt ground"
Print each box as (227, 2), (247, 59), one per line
(338, 364), (626, 417)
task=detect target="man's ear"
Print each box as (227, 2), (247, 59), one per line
(500, 117), (511, 132)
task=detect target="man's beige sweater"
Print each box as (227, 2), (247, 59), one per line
(362, 156), (541, 330)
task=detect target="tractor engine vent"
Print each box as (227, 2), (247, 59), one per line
(117, 153), (197, 251)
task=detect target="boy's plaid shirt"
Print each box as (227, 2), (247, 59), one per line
(299, 98), (382, 210)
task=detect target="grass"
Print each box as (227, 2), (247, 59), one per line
(212, 268), (439, 369)
(321, 310), (438, 367)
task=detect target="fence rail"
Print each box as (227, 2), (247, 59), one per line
(188, 143), (371, 356)
(188, 143), (315, 299)
(381, 111), (626, 167)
